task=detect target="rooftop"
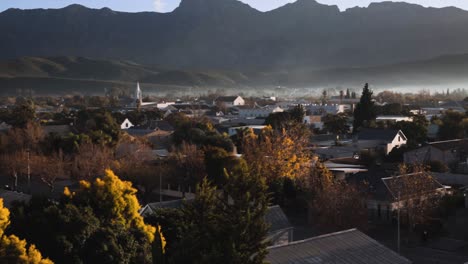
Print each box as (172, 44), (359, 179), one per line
(266, 229), (411, 264)
(358, 128), (404, 142)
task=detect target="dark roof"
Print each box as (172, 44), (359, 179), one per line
(127, 120), (174, 136)
(42, 125), (73, 136)
(216, 96), (240, 102)
(141, 200), (291, 235)
(348, 167), (395, 201)
(171, 104), (211, 110)
(265, 205), (292, 234)
(150, 199), (189, 209)
(266, 229), (411, 264)
(0, 190), (32, 208)
(358, 128), (403, 142)
(382, 172), (445, 200)
(429, 139), (468, 151)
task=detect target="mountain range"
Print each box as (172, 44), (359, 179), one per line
(1, 54), (468, 95)
(2, 0), (468, 71)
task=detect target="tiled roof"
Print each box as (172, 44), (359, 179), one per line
(382, 172), (445, 200)
(266, 229), (411, 264)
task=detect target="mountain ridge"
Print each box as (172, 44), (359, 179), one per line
(2, 1), (468, 71)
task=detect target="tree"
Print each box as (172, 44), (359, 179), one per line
(311, 181), (368, 232)
(242, 126), (311, 183)
(437, 110), (468, 140)
(265, 105), (305, 130)
(71, 142), (113, 180)
(322, 113), (349, 135)
(308, 161), (368, 232)
(75, 110), (121, 146)
(390, 164), (444, 228)
(165, 161), (270, 264)
(0, 199), (52, 264)
(393, 115), (428, 148)
(9, 100), (36, 128)
(353, 83), (376, 131)
(241, 126), (311, 204)
(9, 170), (158, 264)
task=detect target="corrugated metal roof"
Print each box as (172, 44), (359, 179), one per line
(265, 205), (292, 234)
(266, 229), (411, 264)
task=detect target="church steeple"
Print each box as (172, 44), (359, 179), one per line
(135, 82), (143, 106)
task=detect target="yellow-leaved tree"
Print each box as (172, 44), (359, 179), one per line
(242, 126), (311, 182)
(0, 199), (53, 264)
(65, 169), (156, 242)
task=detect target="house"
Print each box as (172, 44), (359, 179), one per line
(266, 229), (411, 264)
(350, 170), (447, 221)
(357, 128), (407, 155)
(140, 200), (293, 246)
(404, 139), (468, 165)
(120, 118), (134, 130)
(215, 96), (245, 107)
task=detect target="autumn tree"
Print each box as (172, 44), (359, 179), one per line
(242, 126), (311, 203)
(71, 142), (113, 180)
(9, 170), (159, 264)
(0, 199), (52, 264)
(353, 83), (376, 131)
(308, 159), (368, 232)
(389, 164), (444, 228)
(242, 126), (311, 182)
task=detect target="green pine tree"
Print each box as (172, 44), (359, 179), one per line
(353, 83), (376, 131)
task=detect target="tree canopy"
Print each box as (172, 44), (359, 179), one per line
(0, 199), (52, 264)
(9, 170), (160, 264)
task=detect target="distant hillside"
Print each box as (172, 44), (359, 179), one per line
(2, 0), (468, 71)
(1, 54), (468, 95)
(0, 56), (252, 95)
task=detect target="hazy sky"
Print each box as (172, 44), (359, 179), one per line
(1, 0), (468, 13)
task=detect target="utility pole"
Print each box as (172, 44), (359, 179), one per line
(159, 168), (162, 203)
(397, 191), (401, 254)
(27, 149), (31, 194)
